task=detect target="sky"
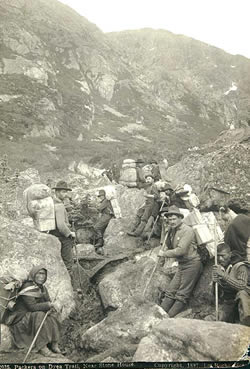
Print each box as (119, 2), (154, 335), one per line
(59, 0), (250, 59)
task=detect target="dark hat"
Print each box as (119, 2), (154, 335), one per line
(53, 180), (72, 191)
(150, 159), (158, 164)
(159, 207), (169, 215)
(217, 242), (230, 254)
(164, 184), (174, 191)
(145, 173), (154, 179)
(165, 205), (184, 218)
(136, 158), (144, 163)
(97, 189), (106, 197)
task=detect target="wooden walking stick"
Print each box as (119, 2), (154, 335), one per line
(72, 222), (83, 291)
(142, 233), (168, 298)
(23, 290), (60, 363)
(213, 220), (219, 321)
(145, 201), (166, 247)
(23, 310), (49, 363)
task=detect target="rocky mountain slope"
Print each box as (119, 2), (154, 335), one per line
(0, 0), (250, 174)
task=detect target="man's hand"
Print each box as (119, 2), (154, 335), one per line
(158, 250), (166, 257)
(70, 231), (76, 238)
(212, 265), (225, 282)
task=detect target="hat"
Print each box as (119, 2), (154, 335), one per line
(217, 242), (230, 254)
(136, 158), (144, 164)
(145, 173), (154, 179)
(165, 205), (184, 218)
(150, 159), (158, 164)
(53, 180), (72, 191)
(164, 184), (174, 191)
(97, 189), (106, 197)
(159, 207), (169, 215)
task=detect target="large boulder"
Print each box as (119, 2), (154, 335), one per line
(167, 128), (250, 212)
(98, 249), (171, 310)
(79, 298), (167, 358)
(133, 318), (250, 361)
(0, 216), (75, 348)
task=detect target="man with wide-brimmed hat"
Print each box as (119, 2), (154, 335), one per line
(157, 205), (202, 317)
(135, 158), (146, 189)
(50, 180), (75, 277)
(93, 189), (114, 255)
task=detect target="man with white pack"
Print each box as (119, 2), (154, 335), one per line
(50, 181), (76, 278)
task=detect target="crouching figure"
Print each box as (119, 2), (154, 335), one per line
(4, 265), (62, 357)
(211, 242), (250, 325)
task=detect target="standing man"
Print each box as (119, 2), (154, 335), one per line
(136, 158), (146, 189)
(93, 189), (114, 255)
(150, 159), (162, 181)
(211, 242), (250, 325)
(50, 181), (75, 278)
(158, 205), (202, 317)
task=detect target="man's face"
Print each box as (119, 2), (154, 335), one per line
(98, 195), (105, 202)
(35, 269), (46, 285)
(57, 189), (69, 201)
(218, 249), (232, 268)
(167, 215), (182, 228)
(145, 176), (154, 184)
(220, 212), (230, 223)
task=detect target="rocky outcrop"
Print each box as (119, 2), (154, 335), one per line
(0, 215), (75, 349)
(167, 128), (250, 212)
(79, 298), (167, 358)
(133, 318), (250, 361)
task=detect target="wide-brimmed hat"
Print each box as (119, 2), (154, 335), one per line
(159, 207), (169, 215)
(97, 189), (106, 197)
(136, 158), (144, 164)
(165, 205), (184, 218)
(164, 183), (174, 192)
(53, 180), (72, 191)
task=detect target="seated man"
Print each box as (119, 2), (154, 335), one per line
(158, 205), (202, 317)
(127, 173), (160, 237)
(4, 265), (61, 357)
(212, 242), (250, 325)
(93, 189), (114, 255)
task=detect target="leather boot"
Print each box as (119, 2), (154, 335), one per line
(161, 297), (175, 313)
(129, 220), (147, 237)
(168, 300), (186, 317)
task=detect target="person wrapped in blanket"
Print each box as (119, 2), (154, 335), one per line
(4, 265), (61, 357)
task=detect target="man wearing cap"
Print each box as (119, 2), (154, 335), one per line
(127, 174), (160, 237)
(50, 181), (75, 276)
(211, 242), (250, 325)
(136, 159), (146, 189)
(93, 189), (114, 255)
(150, 159), (162, 182)
(158, 205), (202, 317)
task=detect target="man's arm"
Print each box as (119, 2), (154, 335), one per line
(159, 227), (194, 258)
(213, 265), (248, 291)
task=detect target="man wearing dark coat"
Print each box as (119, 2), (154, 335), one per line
(220, 206), (250, 264)
(93, 189), (114, 254)
(212, 242), (250, 325)
(4, 265), (61, 357)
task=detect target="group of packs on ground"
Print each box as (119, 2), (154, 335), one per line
(0, 158), (250, 359)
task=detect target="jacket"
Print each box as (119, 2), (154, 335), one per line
(98, 199), (114, 216)
(53, 196), (71, 237)
(162, 222), (200, 263)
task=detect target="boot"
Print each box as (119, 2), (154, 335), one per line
(161, 296), (175, 313)
(168, 300), (186, 317)
(127, 217), (141, 235)
(39, 346), (58, 358)
(51, 342), (62, 354)
(128, 220), (147, 237)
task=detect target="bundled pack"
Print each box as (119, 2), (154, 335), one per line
(24, 184), (55, 232)
(119, 159), (137, 188)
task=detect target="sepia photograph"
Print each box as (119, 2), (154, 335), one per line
(0, 0), (249, 366)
